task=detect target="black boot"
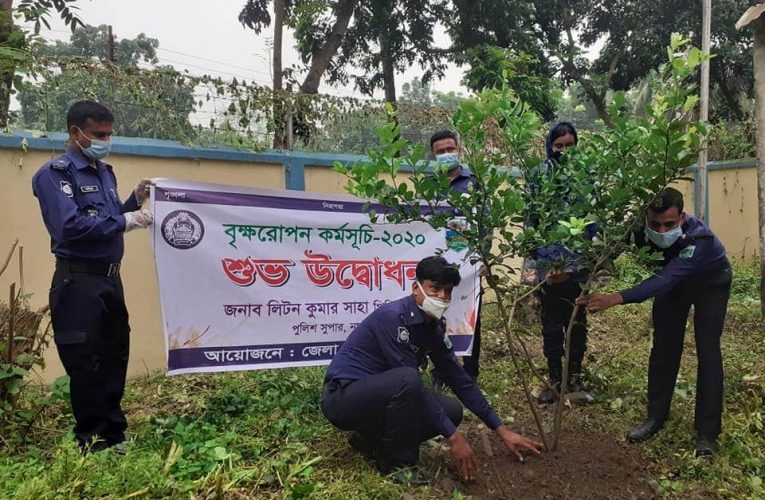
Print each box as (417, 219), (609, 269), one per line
(566, 354), (584, 393)
(627, 418), (665, 443)
(695, 435), (717, 457)
(565, 354), (595, 405)
(348, 431), (378, 460)
(538, 357), (562, 404)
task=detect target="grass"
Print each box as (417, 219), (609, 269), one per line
(0, 260), (763, 498)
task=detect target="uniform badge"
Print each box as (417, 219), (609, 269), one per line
(80, 185), (99, 193)
(60, 180), (73, 198)
(397, 327), (410, 343)
(679, 245), (696, 259)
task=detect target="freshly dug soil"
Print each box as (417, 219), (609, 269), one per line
(437, 424), (656, 499)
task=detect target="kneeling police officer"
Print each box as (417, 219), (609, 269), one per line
(322, 256), (542, 483)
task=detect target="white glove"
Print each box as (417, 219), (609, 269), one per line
(124, 208), (154, 232)
(133, 178), (167, 205)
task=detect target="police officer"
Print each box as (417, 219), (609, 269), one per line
(32, 100), (154, 452)
(525, 122), (593, 404)
(321, 256), (542, 484)
(429, 130), (483, 381)
(577, 188), (731, 457)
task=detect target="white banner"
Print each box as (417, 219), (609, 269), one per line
(151, 180), (479, 375)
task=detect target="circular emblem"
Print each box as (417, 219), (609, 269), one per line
(161, 210), (205, 249)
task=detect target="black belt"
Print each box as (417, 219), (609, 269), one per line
(56, 258), (121, 278)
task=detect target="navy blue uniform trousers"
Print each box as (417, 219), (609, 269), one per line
(49, 264), (130, 447)
(539, 280), (587, 360)
(321, 367), (462, 471)
(648, 264), (732, 439)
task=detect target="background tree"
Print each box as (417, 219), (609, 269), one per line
(460, 45), (561, 122)
(531, 0), (755, 125)
(327, 0), (444, 108)
(0, 0), (83, 127)
(17, 24), (195, 139)
(239, 0), (295, 148)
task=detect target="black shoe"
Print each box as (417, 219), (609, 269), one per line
(695, 436), (717, 457)
(538, 382), (561, 404)
(348, 432), (377, 460)
(539, 357), (562, 404)
(627, 418), (665, 443)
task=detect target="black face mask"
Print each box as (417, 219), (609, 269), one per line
(551, 150), (564, 161)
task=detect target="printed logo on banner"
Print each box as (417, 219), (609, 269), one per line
(161, 210), (205, 250)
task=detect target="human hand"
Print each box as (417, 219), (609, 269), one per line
(449, 431), (478, 482)
(124, 208), (154, 232)
(496, 426), (543, 462)
(575, 292), (623, 313)
(133, 178), (166, 204)
(478, 263), (488, 277)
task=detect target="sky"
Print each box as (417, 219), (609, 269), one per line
(34, 0), (469, 101)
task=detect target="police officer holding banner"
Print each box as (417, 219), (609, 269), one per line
(32, 100), (154, 452)
(321, 256), (542, 484)
(577, 188), (731, 457)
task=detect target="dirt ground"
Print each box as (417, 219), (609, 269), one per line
(435, 424), (657, 499)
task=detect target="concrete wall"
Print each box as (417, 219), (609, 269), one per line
(0, 131), (756, 381)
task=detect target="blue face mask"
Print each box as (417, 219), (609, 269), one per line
(76, 127), (112, 160)
(645, 224), (683, 249)
(435, 152), (460, 171)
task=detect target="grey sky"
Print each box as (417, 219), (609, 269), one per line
(37, 0), (468, 100)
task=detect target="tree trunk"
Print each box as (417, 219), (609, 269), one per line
(381, 36), (396, 105)
(753, 22), (765, 316)
(576, 76), (614, 128)
(298, 0), (359, 94)
(272, 0), (287, 149)
(0, 0), (15, 128)
(380, 31), (400, 153)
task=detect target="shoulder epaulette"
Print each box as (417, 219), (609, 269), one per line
(49, 158), (70, 171)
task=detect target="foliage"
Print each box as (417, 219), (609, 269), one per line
(36, 23), (158, 66)
(330, 0), (445, 99)
(707, 119), (757, 161)
(459, 45), (561, 122)
(399, 77), (465, 111)
(335, 35), (708, 448)
(441, 0), (753, 125)
(0, 243), (65, 436)
(14, 0), (83, 34)
(16, 25), (195, 140)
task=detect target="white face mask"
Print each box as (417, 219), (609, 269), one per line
(435, 152), (460, 170)
(416, 281), (451, 319)
(645, 219), (684, 249)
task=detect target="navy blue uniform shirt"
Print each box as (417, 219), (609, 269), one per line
(325, 295), (502, 437)
(620, 216), (729, 304)
(32, 147), (139, 263)
(449, 168), (478, 195)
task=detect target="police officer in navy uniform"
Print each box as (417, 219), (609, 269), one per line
(429, 130), (484, 381)
(577, 188), (731, 457)
(32, 100), (154, 452)
(322, 256), (542, 484)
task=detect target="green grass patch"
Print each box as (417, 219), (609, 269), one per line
(1, 263), (763, 498)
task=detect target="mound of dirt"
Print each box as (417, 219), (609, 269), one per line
(438, 425), (656, 499)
